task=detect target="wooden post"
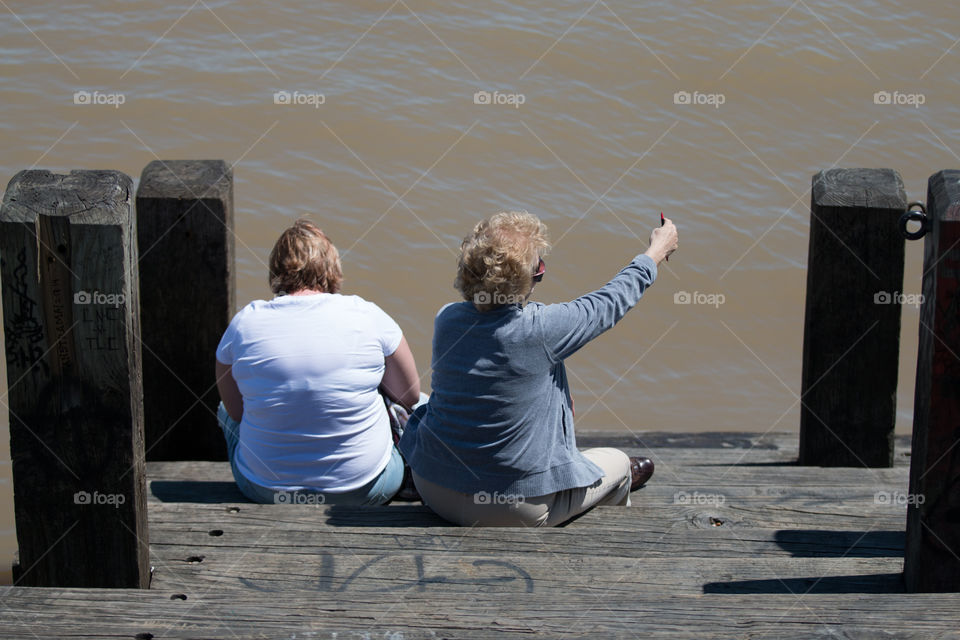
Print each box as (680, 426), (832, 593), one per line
(0, 169), (149, 587)
(904, 169), (960, 592)
(798, 168), (906, 467)
(136, 160), (233, 460)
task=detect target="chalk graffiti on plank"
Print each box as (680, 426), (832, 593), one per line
(235, 552), (534, 593)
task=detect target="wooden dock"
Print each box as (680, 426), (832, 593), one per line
(2, 164), (959, 635)
(4, 431), (958, 639)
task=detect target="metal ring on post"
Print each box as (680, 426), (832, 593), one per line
(899, 202), (928, 240)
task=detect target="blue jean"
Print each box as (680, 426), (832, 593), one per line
(217, 402), (405, 505)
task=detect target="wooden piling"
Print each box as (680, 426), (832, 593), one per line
(0, 169), (149, 587)
(136, 160), (234, 461)
(904, 169), (960, 592)
(798, 168), (906, 467)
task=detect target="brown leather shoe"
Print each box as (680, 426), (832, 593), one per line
(630, 456), (654, 491)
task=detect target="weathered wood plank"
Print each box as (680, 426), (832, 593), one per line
(576, 430), (913, 466)
(576, 430), (790, 450)
(146, 459), (910, 490)
(148, 488), (913, 529)
(800, 168), (907, 467)
(146, 481), (917, 526)
(3, 587), (959, 638)
(905, 169), (960, 592)
(136, 159), (234, 461)
(0, 169), (149, 588)
(145, 503), (906, 559)
(148, 547), (904, 595)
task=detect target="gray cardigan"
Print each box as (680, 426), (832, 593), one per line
(399, 253), (658, 497)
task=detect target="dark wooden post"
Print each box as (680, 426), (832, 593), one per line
(0, 169), (149, 587)
(904, 170), (960, 592)
(798, 168), (906, 467)
(136, 160), (233, 460)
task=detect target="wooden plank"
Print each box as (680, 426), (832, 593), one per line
(145, 503), (907, 559)
(904, 169), (960, 592)
(147, 549), (904, 595)
(800, 168), (907, 467)
(147, 482), (915, 527)
(3, 587), (960, 638)
(147, 494), (913, 530)
(575, 430), (913, 465)
(136, 159), (234, 461)
(0, 169), (149, 588)
(142, 430), (916, 494)
(146, 459), (910, 489)
(146, 478), (918, 522)
(576, 430), (789, 450)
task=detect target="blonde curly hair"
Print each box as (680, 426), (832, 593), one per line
(455, 211), (550, 311)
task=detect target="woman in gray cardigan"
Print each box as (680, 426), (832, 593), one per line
(399, 210), (678, 526)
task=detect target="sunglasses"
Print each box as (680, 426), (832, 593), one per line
(533, 258), (545, 283)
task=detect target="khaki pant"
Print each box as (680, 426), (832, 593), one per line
(412, 447), (632, 527)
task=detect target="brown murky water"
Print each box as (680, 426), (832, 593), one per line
(0, 0), (952, 582)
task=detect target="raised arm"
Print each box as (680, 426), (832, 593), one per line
(539, 217), (678, 361)
(381, 335), (421, 410)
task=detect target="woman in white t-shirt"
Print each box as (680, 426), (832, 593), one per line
(215, 219), (421, 505)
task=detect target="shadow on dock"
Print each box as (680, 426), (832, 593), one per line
(703, 572), (905, 594)
(150, 481), (246, 503)
(774, 529), (904, 558)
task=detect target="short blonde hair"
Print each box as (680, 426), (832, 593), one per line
(455, 211), (550, 311)
(269, 218), (342, 295)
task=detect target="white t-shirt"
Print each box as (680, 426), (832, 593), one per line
(215, 293), (403, 492)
